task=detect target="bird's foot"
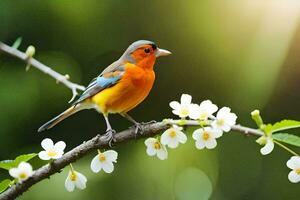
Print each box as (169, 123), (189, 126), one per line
(132, 120), (157, 136)
(133, 123), (144, 136)
(102, 129), (116, 147)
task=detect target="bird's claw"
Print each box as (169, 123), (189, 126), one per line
(132, 120), (157, 136)
(133, 123), (144, 136)
(102, 129), (116, 147)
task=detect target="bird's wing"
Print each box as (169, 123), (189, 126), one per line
(73, 62), (125, 104)
(100, 59), (124, 76)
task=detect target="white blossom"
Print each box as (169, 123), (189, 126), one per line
(38, 138), (66, 160)
(90, 150), (118, 173)
(144, 138), (168, 160)
(286, 156), (300, 183)
(189, 100), (218, 120)
(256, 136), (274, 155)
(169, 94), (193, 118)
(192, 127), (222, 149)
(9, 162), (34, 182)
(65, 169), (87, 192)
(212, 107), (237, 132)
(161, 125), (187, 148)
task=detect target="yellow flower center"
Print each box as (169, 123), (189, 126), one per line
(70, 172), (77, 181)
(19, 172), (27, 179)
(154, 142), (161, 150)
(202, 132), (210, 141)
(169, 130), (177, 138)
(199, 112), (208, 120)
(217, 119), (225, 126)
(296, 168), (300, 175)
(98, 153), (106, 162)
(180, 108), (189, 116)
(47, 149), (57, 157)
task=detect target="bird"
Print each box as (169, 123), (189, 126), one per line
(38, 40), (171, 143)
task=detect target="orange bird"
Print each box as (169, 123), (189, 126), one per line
(38, 40), (171, 142)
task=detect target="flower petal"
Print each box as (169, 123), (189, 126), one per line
(181, 94), (192, 105)
(288, 170), (300, 183)
(226, 113), (237, 126)
(287, 156), (300, 169)
(217, 107), (231, 118)
(189, 104), (201, 120)
(195, 140), (205, 149)
(146, 147), (156, 156)
(9, 168), (19, 178)
(167, 139), (179, 148)
(192, 129), (202, 140)
(172, 109), (180, 116)
(260, 139), (274, 155)
(75, 172), (87, 190)
(199, 100), (218, 115)
(41, 138), (54, 150)
(144, 138), (156, 146)
(104, 150), (118, 162)
(19, 162), (33, 174)
(169, 101), (181, 110)
(65, 173), (75, 192)
(160, 129), (171, 145)
(212, 128), (223, 138)
(173, 125), (183, 131)
(38, 151), (50, 160)
(222, 124), (231, 132)
(205, 139), (217, 149)
(287, 157), (296, 170)
(52, 151), (64, 159)
(177, 132), (187, 143)
(54, 141), (66, 151)
(102, 161), (114, 173)
(90, 155), (102, 173)
(157, 147), (168, 160)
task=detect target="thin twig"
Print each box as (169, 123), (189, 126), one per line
(273, 140), (299, 156)
(0, 42), (85, 102)
(168, 119), (263, 136)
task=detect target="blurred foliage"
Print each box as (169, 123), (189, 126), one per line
(0, 0), (300, 199)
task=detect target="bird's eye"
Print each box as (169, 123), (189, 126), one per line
(144, 48), (150, 53)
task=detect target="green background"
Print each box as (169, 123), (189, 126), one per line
(0, 0), (300, 199)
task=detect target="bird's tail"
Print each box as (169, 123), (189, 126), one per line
(38, 105), (83, 132)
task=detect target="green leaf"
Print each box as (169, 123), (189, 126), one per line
(0, 153), (37, 170)
(15, 153), (37, 164)
(0, 160), (14, 170)
(11, 37), (22, 49)
(264, 120), (300, 134)
(0, 179), (11, 193)
(273, 133), (300, 147)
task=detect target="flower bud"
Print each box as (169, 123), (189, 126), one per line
(65, 74), (70, 80)
(25, 45), (35, 58)
(251, 109), (264, 129)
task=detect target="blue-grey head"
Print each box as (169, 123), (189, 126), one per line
(120, 40), (171, 63)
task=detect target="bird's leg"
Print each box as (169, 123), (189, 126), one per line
(103, 115), (116, 147)
(120, 113), (155, 135)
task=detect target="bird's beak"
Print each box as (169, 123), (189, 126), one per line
(155, 48), (172, 57)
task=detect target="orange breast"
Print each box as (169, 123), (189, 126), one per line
(91, 63), (155, 114)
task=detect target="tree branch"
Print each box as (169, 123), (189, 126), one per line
(0, 120), (262, 200)
(0, 42), (85, 102)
